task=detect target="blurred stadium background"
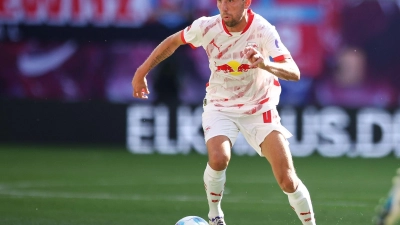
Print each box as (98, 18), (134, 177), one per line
(1, 0), (400, 224)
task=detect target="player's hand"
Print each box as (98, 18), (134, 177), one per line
(244, 46), (265, 69)
(132, 69), (150, 99)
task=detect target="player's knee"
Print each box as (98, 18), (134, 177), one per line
(208, 153), (229, 171)
(277, 174), (298, 193)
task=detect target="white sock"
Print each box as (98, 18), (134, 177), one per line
(204, 163), (226, 219)
(284, 180), (316, 224)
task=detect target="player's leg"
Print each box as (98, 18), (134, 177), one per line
(261, 131), (316, 224)
(374, 169), (400, 225)
(386, 179), (400, 225)
(205, 135), (231, 224)
(202, 111), (238, 225)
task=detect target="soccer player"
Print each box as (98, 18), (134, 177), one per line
(374, 169), (400, 225)
(132, 0), (316, 224)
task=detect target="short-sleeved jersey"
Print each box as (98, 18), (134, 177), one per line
(181, 9), (291, 116)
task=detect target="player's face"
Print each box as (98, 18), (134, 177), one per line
(217, 0), (247, 29)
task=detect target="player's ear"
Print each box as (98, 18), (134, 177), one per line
(245, 0), (252, 8)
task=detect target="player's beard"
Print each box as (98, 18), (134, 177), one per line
(224, 18), (240, 27)
(223, 14), (245, 28)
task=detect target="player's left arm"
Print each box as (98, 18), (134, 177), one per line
(244, 46), (300, 81)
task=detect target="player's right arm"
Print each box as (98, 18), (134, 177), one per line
(132, 31), (185, 99)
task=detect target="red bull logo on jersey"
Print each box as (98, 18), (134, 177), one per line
(214, 60), (255, 76)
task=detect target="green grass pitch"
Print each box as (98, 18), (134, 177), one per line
(0, 144), (398, 225)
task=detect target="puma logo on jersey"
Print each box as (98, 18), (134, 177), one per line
(210, 39), (221, 52)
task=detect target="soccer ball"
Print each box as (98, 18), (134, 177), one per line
(175, 216), (208, 225)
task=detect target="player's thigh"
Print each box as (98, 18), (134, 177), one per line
(261, 130), (295, 173)
(261, 131), (299, 191)
(257, 110), (295, 175)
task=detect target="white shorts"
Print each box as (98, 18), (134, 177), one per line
(202, 108), (292, 156)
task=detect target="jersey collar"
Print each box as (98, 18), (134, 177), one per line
(222, 9), (255, 36)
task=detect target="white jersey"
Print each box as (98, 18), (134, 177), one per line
(181, 9), (291, 116)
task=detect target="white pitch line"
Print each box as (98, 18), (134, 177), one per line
(0, 181), (371, 208)
(0, 189), (203, 202)
(0, 178), (276, 188)
(0, 189), (369, 208)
